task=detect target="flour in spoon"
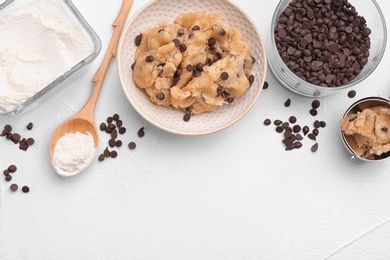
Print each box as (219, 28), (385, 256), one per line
(0, 0), (93, 111)
(52, 131), (96, 177)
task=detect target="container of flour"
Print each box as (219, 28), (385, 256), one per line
(0, 0), (101, 116)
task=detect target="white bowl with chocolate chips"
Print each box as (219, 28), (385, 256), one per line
(117, 0), (267, 135)
(268, 0), (387, 97)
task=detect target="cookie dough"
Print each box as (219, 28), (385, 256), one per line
(340, 106), (390, 159)
(132, 12), (255, 115)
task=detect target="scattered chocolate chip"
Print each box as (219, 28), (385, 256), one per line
(220, 72), (229, 80)
(208, 38), (216, 46)
(119, 127), (126, 134)
(311, 143), (319, 152)
(116, 120), (123, 128)
(303, 126), (310, 135)
(3, 170), (9, 176)
(308, 133), (316, 141)
(274, 120), (283, 126)
(293, 125), (301, 133)
(8, 165), (17, 173)
(107, 117), (113, 124)
(219, 29), (226, 36)
(311, 100), (321, 109)
(22, 186), (30, 193)
(10, 184), (18, 192)
(186, 64), (194, 72)
(113, 114), (120, 121)
(138, 127), (145, 138)
(109, 139), (116, 148)
(116, 140), (122, 147)
(276, 126), (284, 133)
(284, 98), (291, 107)
(178, 28), (185, 36)
(26, 122), (33, 130)
(192, 25), (200, 31)
(348, 90), (357, 98)
(5, 175), (12, 182)
(289, 116), (297, 124)
(98, 154), (105, 161)
(128, 142), (136, 150)
(110, 150), (118, 158)
(314, 120), (321, 128)
(263, 81), (269, 89)
(131, 62), (136, 70)
(104, 147), (110, 157)
(264, 119), (272, 126)
(310, 109), (318, 116)
(100, 123), (107, 131)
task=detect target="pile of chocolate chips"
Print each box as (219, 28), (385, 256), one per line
(0, 123), (35, 151)
(263, 97), (325, 152)
(97, 113), (145, 161)
(274, 0), (371, 87)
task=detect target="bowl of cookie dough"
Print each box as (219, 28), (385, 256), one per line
(340, 96), (390, 161)
(117, 0), (267, 135)
(268, 0), (387, 97)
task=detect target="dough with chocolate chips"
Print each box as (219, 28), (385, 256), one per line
(132, 12), (254, 114)
(340, 106), (390, 159)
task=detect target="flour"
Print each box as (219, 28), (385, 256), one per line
(52, 131), (96, 177)
(0, 0), (93, 111)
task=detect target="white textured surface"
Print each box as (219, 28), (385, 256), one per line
(1, 0), (390, 259)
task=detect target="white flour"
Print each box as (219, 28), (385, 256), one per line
(0, 0), (93, 111)
(52, 131), (96, 177)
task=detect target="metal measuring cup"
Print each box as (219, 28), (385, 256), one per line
(340, 96), (390, 161)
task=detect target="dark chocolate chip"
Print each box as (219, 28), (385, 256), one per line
(116, 140), (122, 147)
(156, 92), (165, 100)
(284, 98), (291, 107)
(183, 113), (191, 122)
(310, 109), (318, 116)
(311, 100), (321, 109)
(274, 120), (283, 126)
(128, 142), (136, 150)
(311, 143), (319, 152)
(119, 127), (126, 134)
(113, 114), (120, 121)
(186, 64), (194, 72)
(145, 56), (154, 62)
(220, 72), (229, 80)
(98, 154), (105, 161)
(219, 29), (226, 36)
(192, 25), (200, 31)
(135, 34), (142, 46)
(264, 119), (272, 126)
(26, 122), (33, 130)
(110, 150), (118, 158)
(289, 116), (297, 124)
(109, 139), (116, 148)
(173, 39), (180, 47)
(179, 44), (187, 52)
(263, 81), (269, 89)
(5, 175), (12, 182)
(22, 186), (30, 193)
(10, 183), (18, 192)
(138, 127), (145, 138)
(348, 90), (357, 98)
(100, 123), (107, 131)
(8, 165), (17, 173)
(178, 29), (185, 36)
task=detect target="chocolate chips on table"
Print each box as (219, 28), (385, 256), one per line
(98, 113), (145, 161)
(2, 164), (29, 193)
(1, 124), (35, 151)
(274, 0), (371, 87)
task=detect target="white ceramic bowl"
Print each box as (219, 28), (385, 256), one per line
(117, 0), (267, 136)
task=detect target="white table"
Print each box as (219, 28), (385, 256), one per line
(2, 0), (390, 259)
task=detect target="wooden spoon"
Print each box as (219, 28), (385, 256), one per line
(49, 0), (134, 172)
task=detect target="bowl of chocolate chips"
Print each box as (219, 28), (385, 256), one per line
(117, 0), (267, 135)
(268, 0), (387, 97)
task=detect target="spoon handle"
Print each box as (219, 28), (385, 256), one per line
(79, 0), (134, 119)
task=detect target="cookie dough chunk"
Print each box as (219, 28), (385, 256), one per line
(340, 106), (390, 159)
(132, 13), (255, 115)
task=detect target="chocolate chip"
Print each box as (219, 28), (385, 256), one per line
(183, 113), (191, 122)
(219, 29), (226, 36)
(110, 150), (118, 158)
(179, 44), (187, 52)
(313, 128), (319, 136)
(264, 119), (272, 126)
(22, 186), (30, 193)
(381, 127), (388, 133)
(113, 114), (120, 121)
(174, 68), (182, 78)
(220, 72), (229, 80)
(26, 122), (33, 130)
(104, 147), (110, 157)
(178, 29), (185, 36)
(26, 138), (34, 146)
(310, 109), (318, 116)
(173, 39), (180, 47)
(186, 64), (194, 72)
(284, 98), (291, 107)
(116, 140), (122, 147)
(311, 143), (319, 152)
(107, 117), (113, 124)
(293, 125), (301, 133)
(276, 126), (284, 133)
(248, 75), (255, 86)
(196, 63), (204, 72)
(128, 142), (136, 150)
(308, 133), (316, 140)
(109, 139), (116, 148)
(311, 100), (321, 109)
(100, 123), (107, 131)
(98, 154), (105, 161)
(263, 81), (269, 89)
(116, 120), (123, 128)
(192, 25), (200, 31)
(208, 38), (216, 46)
(348, 90), (357, 98)
(314, 120), (321, 128)
(138, 127), (145, 138)
(119, 127), (126, 134)
(145, 56), (154, 62)
(5, 175), (12, 182)
(303, 126), (310, 135)
(289, 116), (297, 124)
(131, 62), (136, 70)
(135, 34), (142, 46)
(349, 116), (357, 122)
(10, 183), (18, 191)
(111, 130), (118, 140)
(8, 165), (17, 173)
(320, 121), (327, 128)
(156, 92), (165, 100)
(3, 170), (9, 176)
(274, 120), (282, 126)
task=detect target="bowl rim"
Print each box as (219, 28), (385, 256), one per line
(116, 0), (268, 136)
